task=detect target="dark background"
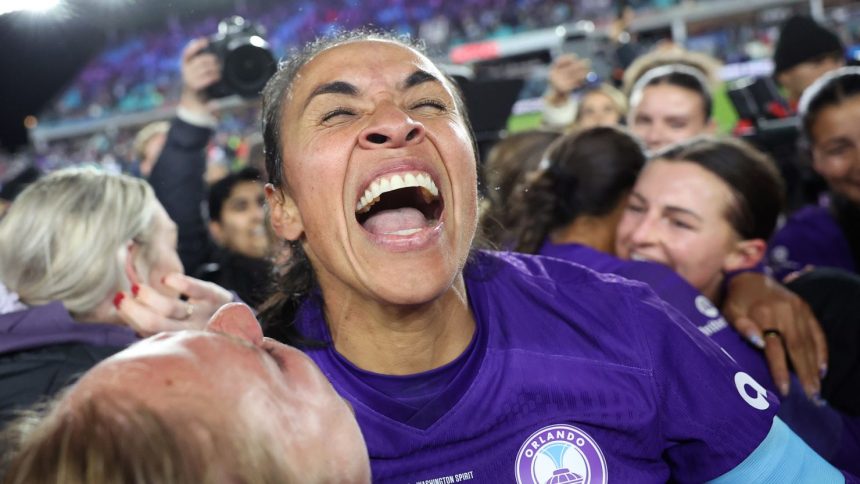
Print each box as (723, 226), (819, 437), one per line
(0, 0), (241, 153)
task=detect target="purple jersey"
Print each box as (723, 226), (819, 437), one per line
(296, 251), (779, 483)
(768, 205), (855, 280)
(538, 241), (772, 390)
(539, 242), (860, 473)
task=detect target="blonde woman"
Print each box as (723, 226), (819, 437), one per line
(0, 167), (230, 427)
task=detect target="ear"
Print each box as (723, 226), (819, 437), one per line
(722, 238), (767, 273)
(265, 183), (304, 241)
(209, 220), (225, 245)
(124, 241), (144, 287)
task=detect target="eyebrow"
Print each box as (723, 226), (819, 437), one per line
(303, 81), (358, 111)
(630, 192), (702, 221)
(403, 69), (439, 89)
(664, 205), (703, 222)
(301, 69), (442, 112)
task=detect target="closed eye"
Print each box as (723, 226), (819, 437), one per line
(321, 107), (356, 123)
(669, 218), (695, 230)
(411, 98), (449, 112)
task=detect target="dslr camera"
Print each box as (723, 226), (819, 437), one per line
(204, 16), (276, 99)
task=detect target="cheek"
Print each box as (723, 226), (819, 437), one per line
(671, 235), (725, 279)
(615, 214), (637, 243)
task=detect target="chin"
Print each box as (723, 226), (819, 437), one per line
(367, 255), (462, 306)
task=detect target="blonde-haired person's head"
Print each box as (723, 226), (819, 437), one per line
(132, 121), (169, 177)
(0, 167), (160, 320)
(621, 46), (722, 97)
(572, 83), (628, 129)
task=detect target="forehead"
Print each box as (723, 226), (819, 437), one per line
(813, 95), (860, 137)
(638, 84), (704, 114)
(292, 40), (445, 95)
(638, 160), (732, 208)
(228, 180), (264, 198)
(583, 91), (613, 105)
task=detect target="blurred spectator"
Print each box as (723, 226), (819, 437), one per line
(627, 63), (716, 153)
(131, 121), (169, 177)
(479, 129), (562, 247)
(769, 67), (860, 280)
(572, 83), (627, 129)
(148, 38), (273, 309)
(773, 15), (846, 106)
(198, 167), (272, 308)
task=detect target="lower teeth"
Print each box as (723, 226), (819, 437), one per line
(385, 228), (422, 236)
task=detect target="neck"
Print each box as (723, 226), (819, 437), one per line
(76, 297), (124, 325)
(548, 205), (625, 254)
(322, 275), (475, 375)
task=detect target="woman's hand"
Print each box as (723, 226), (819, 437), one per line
(115, 273), (234, 336)
(722, 272), (827, 400)
(545, 54), (590, 105)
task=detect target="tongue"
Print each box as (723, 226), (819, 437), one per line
(362, 207), (427, 235)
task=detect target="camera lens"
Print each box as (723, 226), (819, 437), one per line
(223, 43), (276, 98)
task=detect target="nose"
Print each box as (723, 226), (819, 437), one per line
(358, 103), (426, 149)
(206, 303), (264, 345)
(252, 200), (265, 223)
(628, 213), (660, 248)
(643, 126), (664, 151)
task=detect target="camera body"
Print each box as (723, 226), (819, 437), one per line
(205, 16), (276, 99)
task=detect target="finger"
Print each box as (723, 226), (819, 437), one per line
(803, 303), (829, 378)
(181, 37), (209, 64)
(163, 273), (232, 304)
(554, 53), (579, 66)
(774, 297), (819, 396)
(732, 316), (765, 349)
(115, 291), (185, 335)
(747, 303), (773, 345)
(762, 335), (790, 396)
(133, 283), (190, 321)
(782, 303), (820, 397)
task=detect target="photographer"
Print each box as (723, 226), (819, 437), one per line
(146, 36), (274, 309)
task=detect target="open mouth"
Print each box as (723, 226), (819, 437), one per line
(355, 171), (443, 236)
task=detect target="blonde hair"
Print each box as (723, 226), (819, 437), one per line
(132, 121), (169, 161)
(621, 46), (722, 97)
(0, 167), (159, 318)
(572, 83), (628, 125)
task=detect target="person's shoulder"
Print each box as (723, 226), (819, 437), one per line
(471, 249), (648, 292)
(468, 250), (669, 368)
(784, 204), (835, 226)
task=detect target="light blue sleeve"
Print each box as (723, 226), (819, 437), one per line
(708, 416), (844, 484)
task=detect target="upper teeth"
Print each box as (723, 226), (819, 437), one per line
(355, 171), (439, 213)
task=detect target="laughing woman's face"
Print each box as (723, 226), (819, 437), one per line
(267, 40), (478, 308)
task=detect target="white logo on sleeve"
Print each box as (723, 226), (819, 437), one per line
(694, 295), (720, 318)
(734, 372), (770, 410)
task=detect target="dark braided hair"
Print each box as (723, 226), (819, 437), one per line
(508, 126), (646, 254)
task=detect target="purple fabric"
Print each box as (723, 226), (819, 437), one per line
(0, 301), (138, 356)
(330, 331), (476, 419)
(296, 250), (779, 483)
(539, 241), (773, 390)
(768, 205), (855, 280)
(539, 241), (860, 475)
